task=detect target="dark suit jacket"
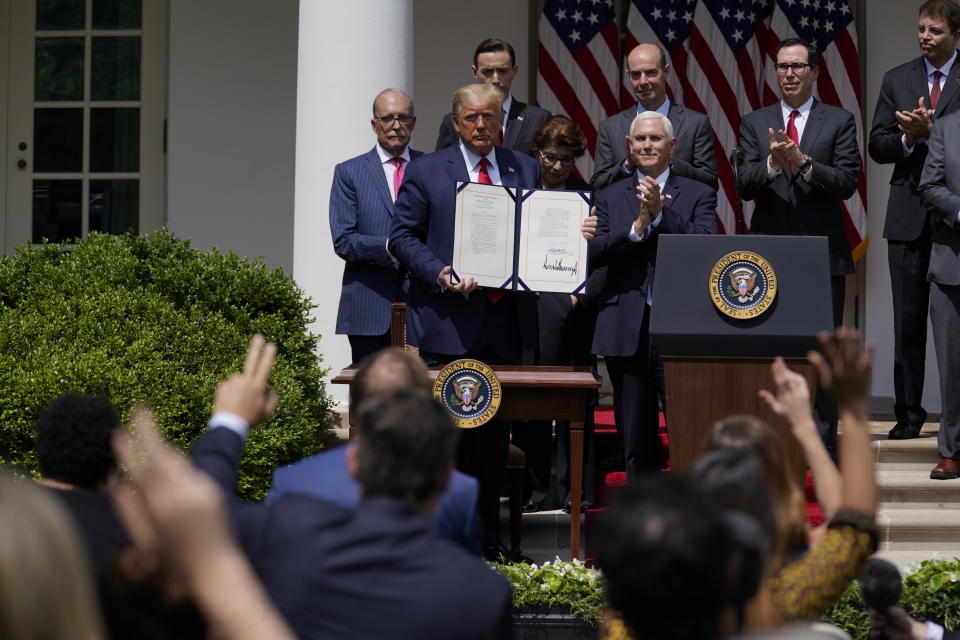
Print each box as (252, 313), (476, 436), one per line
(919, 110), (960, 286)
(435, 97), (550, 155)
(590, 172), (716, 357)
(869, 53), (960, 241)
(330, 147), (423, 336)
(266, 444), (482, 555)
(590, 102), (718, 191)
(739, 100), (860, 276)
(388, 144), (541, 356)
(192, 428), (513, 640)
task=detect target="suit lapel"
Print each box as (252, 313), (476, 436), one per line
(799, 99), (826, 150)
(934, 50), (960, 116)
(661, 172), (679, 215)
(911, 57), (931, 111)
(503, 99), (525, 149)
(363, 148), (394, 212)
(443, 145), (470, 186)
(495, 147), (520, 188)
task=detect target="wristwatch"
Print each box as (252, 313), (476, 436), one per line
(797, 155), (812, 173)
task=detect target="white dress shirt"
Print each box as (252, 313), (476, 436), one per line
(375, 144), (412, 203)
(459, 139), (502, 185)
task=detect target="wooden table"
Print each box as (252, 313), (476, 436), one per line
(332, 365), (601, 559)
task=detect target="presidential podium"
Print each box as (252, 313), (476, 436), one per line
(650, 235), (835, 477)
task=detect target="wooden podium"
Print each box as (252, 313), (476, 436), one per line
(651, 235), (835, 478)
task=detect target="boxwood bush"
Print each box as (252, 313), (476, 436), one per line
(0, 230), (333, 500)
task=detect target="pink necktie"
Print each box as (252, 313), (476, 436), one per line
(786, 109), (800, 171)
(390, 157), (405, 201)
(931, 70), (943, 110)
(476, 157), (503, 303)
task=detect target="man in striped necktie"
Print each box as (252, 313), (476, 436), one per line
(329, 89), (421, 366)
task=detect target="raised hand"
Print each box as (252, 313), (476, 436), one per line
(759, 356), (814, 428)
(807, 328), (875, 415)
(213, 334), (279, 428)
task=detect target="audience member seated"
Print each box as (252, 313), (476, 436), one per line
(702, 329), (879, 629)
(267, 347), (482, 555)
(192, 336), (513, 640)
(0, 472), (104, 640)
(34, 393), (132, 574)
(597, 474), (767, 640)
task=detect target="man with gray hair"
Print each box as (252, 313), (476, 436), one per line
(330, 88), (421, 365)
(589, 110), (716, 481)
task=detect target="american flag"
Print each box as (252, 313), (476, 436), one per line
(538, 0), (623, 180)
(622, 0), (867, 255)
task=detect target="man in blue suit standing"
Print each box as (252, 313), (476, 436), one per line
(330, 89), (422, 365)
(389, 83), (542, 560)
(590, 111), (716, 481)
(267, 347), (482, 554)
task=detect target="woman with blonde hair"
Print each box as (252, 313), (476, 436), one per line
(0, 472), (103, 640)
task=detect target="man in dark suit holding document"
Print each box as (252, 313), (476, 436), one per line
(391, 83), (599, 560)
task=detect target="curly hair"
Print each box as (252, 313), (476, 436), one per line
(530, 115), (588, 158)
(36, 394), (119, 490)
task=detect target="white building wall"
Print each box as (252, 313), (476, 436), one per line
(167, 0), (299, 273)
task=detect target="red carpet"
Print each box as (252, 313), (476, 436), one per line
(590, 405), (824, 522)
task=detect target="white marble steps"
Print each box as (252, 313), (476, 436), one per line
(868, 420), (960, 567)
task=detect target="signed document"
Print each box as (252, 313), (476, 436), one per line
(452, 182), (590, 294)
(517, 189), (590, 293)
(452, 183), (517, 288)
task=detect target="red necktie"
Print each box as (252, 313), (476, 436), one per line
(931, 70), (943, 110)
(390, 157), (405, 201)
(477, 157), (493, 184)
(476, 157), (503, 303)
(786, 109), (800, 171)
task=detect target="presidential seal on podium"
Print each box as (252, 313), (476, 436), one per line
(709, 251), (778, 319)
(433, 359), (502, 428)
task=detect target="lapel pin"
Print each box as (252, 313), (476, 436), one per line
(517, 115), (524, 121)
(508, 167), (515, 173)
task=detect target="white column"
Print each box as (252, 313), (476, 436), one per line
(294, 0), (414, 404)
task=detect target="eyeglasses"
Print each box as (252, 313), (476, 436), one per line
(375, 114), (414, 127)
(774, 62), (812, 74)
(539, 151), (576, 167)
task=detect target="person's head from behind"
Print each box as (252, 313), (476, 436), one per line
(36, 393), (119, 491)
(349, 348), (432, 424)
(0, 473), (102, 640)
(349, 389), (459, 512)
(707, 415), (807, 562)
(597, 474), (765, 640)
(690, 448), (776, 567)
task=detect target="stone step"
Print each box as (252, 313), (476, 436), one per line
(877, 471), (960, 509)
(876, 507), (960, 552)
(873, 433), (941, 471)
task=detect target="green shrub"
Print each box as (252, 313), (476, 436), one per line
(0, 230), (333, 500)
(824, 556), (960, 639)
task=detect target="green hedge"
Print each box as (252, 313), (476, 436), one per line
(825, 557), (960, 639)
(0, 230), (333, 500)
